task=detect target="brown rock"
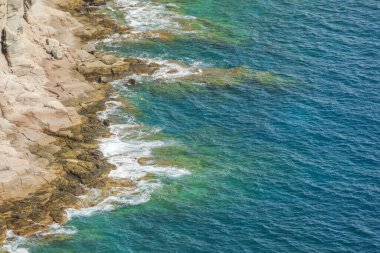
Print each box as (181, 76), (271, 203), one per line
(103, 119), (111, 127)
(76, 49), (96, 62)
(77, 60), (112, 81)
(101, 54), (116, 65)
(137, 157), (156, 166)
(82, 43), (96, 54)
(127, 78), (136, 86)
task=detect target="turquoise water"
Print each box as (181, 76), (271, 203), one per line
(16, 0), (380, 252)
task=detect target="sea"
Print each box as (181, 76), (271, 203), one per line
(4, 0), (380, 252)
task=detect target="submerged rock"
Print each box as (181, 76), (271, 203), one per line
(137, 157), (156, 166)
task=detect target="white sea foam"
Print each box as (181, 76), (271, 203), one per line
(2, 231), (30, 253)
(2, 89), (190, 252)
(38, 224), (78, 237)
(3, 1), (195, 252)
(67, 99), (190, 219)
(2, 224), (77, 253)
(149, 59), (203, 81)
(114, 0), (197, 37)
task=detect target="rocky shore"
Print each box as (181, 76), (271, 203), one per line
(0, 0), (161, 246)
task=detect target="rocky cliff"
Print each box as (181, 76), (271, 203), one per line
(0, 0), (85, 201)
(0, 0), (33, 67)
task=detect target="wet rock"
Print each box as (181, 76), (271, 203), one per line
(167, 69), (179, 74)
(111, 60), (131, 78)
(49, 208), (68, 224)
(137, 157), (156, 166)
(128, 58), (160, 74)
(165, 3), (179, 9)
(85, 0), (106, 6)
(127, 78), (136, 86)
(102, 119), (111, 127)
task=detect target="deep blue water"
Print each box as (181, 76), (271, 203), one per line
(16, 0), (380, 252)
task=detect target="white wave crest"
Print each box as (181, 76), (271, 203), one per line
(2, 231), (30, 253)
(67, 100), (190, 218)
(115, 0), (195, 34)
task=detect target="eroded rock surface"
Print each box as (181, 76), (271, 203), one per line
(0, 0), (151, 244)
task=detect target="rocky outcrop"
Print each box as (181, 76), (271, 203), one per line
(0, 0), (134, 244)
(76, 50), (161, 82)
(1, 0), (24, 66)
(0, 0), (38, 66)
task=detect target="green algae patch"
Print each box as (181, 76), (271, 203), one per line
(176, 67), (295, 87)
(195, 66), (255, 86)
(153, 145), (203, 171)
(252, 71), (296, 86)
(131, 66), (295, 90)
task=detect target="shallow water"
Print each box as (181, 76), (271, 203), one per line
(11, 0), (380, 252)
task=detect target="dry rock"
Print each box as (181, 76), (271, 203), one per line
(52, 48), (63, 60)
(101, 54), (116, 65)
(46, 38), (60, 47)
(82, 43), (96, 54)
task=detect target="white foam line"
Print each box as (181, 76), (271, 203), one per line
(2, 231), (30, 253)
(67, 95), (190, 218)
(114, 0), (198, 37)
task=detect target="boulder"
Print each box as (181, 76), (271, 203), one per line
(127, 78), (136, 86)
(101, 54), (116, 65)
(46, 38), (60, 47)
(76, 49), (96, 62)
(111, 60), (131, 78)
(77, 60), (112, 81)
(51, 48), (63, 60)
(102, 119), (111, 127)
(128, 58), (160, 74)
(82, 43), (96, 54)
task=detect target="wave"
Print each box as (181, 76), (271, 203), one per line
(2, 85), (190, 252)
(67, 96), (190, 219)
(2, 231), (30, 253)
(3, 224), (77, 253)
(113, 0), (198, 39)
